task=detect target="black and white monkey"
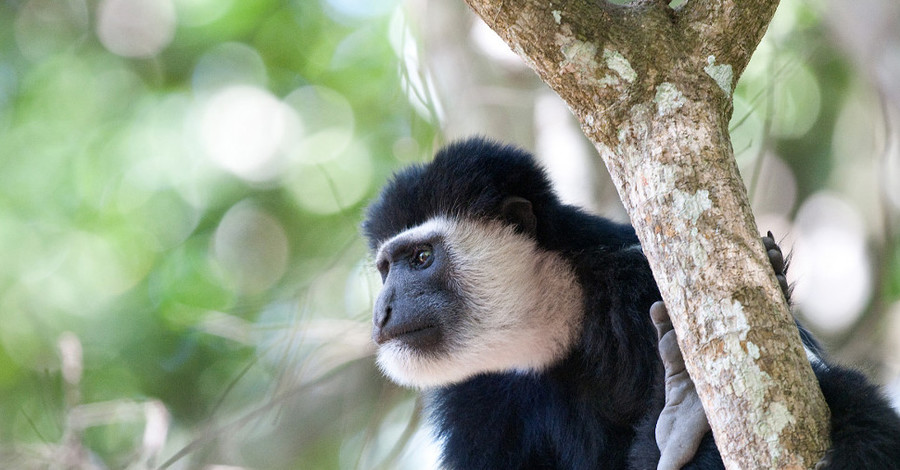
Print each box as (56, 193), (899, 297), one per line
(362, 138), (900, 469)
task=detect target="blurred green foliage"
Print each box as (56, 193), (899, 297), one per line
(0, 0), (436, 467)
(1, 0), (898, 469)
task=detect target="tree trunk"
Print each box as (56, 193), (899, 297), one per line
(460, 0), (831, 468)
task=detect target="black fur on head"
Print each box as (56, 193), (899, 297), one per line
(362, 138), (557, 250)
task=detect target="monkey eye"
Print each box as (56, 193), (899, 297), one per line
(410, 245), (434, 269)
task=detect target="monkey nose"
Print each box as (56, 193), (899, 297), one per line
(373, 287), (394, 329)
(372, 305), (393, 345)
(374, 304), (392, 329)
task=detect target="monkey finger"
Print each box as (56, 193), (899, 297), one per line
(650, 301), (673, 340)
(650, 302), (688, 379)
(767, 247), (785, 274)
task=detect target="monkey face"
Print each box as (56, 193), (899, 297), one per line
(372, 217), (583, 389)
(372, 221), (462, 355)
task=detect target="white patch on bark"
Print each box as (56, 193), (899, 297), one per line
(616, 103), (652, 147)
(761, 402), (797, 462)
(654, 82), (686, 116)
(746, 340), (761, 359)
(598, 74), (620, 87)
(704, 55), (733, 95)
(702, 298), (797, 465)
(673, 189), (711, 225)
(552, 10), (561, 24)
(671, 188), (712, 266)
(634, 162), (711, 268)
(659, 164), (677, 189)
(556, 37), (637, 90)
(603, 48), (636, 83)
(701, 298), (750, 341)
(559, 39), (598, 76)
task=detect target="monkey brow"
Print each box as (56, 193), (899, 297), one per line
(375, 217), (452, 265)
(376, 234), (442, 266)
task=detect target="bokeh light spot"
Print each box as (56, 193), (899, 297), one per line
(192, 43), (268, 92)
(200, 85), (301, 182)
(750, 153), (797, 218)
(792, 193), (871, 334)
(96, 0), (176, 58)
(771, 58), (821, 138)
(213, 202), (290, 294)
(284, 85), (355, 137)
(14, 0), (89, 59)
(288, 140), (372, 215)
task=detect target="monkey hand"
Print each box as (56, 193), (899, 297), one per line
(650, 301), (711, 470)
(762, 231), (791, 302)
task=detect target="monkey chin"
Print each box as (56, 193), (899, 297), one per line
(375, 333), (575, 389)
(375, 342), (473, 389)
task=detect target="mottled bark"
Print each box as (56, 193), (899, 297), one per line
(460, 0), (830, 468)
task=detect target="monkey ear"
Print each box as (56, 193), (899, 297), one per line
(501, 196), (537, 235)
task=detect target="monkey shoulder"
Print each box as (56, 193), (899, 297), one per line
(430, 370), (638, 470)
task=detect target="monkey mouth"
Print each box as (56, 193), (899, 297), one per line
(375, 323), (441, 349)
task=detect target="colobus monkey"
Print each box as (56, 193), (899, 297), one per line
(362, 138), (900, 469)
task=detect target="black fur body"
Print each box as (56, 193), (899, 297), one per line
(363, 138), (900, 469)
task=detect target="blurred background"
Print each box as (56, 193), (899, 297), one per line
(0, 0), (898, 468)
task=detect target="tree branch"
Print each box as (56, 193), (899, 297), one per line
(681, 0), (781, 79)
(461, 0), (830, 468)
